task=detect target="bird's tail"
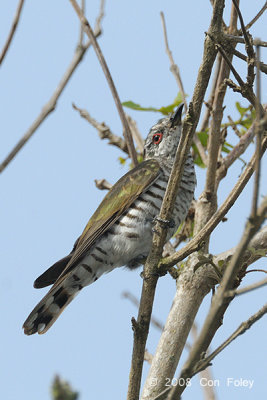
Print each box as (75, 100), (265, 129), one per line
(23, 282), (81, 335)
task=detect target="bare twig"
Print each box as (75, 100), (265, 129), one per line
(0, 1), (105, 174)
(245, 1), (267, 30)
(226, 277), (267, 297)
(251, 41), (262, 218)
(72, 103), (128, 154)
(227, 115), (241, 137)
(122, 291), (164, 331)
(126, 114), (144, 153)
(215, 119), (256, 184)
(160, 11), (187, 111)
(160, 11), (207, 166)
(225, 34), (267, 48)
(78, 0), (86, 46)
(200, 54), (222, 132)
(192, 303), (267, 376)
(232, 48), (267, 74)
(0, 0), (25, 65)
(69, 0), (138, 167)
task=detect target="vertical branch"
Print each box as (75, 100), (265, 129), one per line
(251, 41), (262, 218)
(69, 0), (138, 167)
(0, 0), (25, 65)
(194, 1), (239, 235)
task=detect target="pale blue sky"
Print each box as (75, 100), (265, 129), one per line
(1, 1), (266, 399)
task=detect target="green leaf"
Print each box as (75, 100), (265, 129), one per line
(122, 93), (184, 116)
(122, 101), (159, 112)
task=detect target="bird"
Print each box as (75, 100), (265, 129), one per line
(23, 103), (196, 335)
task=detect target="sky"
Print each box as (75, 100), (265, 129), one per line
(0, 1), (266, 400)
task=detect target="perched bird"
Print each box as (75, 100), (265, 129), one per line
(23, 104), (196, 335)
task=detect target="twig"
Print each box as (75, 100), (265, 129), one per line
(160, 135), (267, 270)
(168, 196), (267, 399)
(245, 1), (267, 30)
(196, 3), (239, 240)
(192, 303), (267, 376)
(122, 291), (164, 331)
(224, 34), (267, 48)
(69, 0), (138, 167)
(0, 0), (105, 174)
(232, 48), (267, 74)
(94, 178), (112, 191)
(232, 0), (255, 87)
(78, 0), (86, 46)
(160, 11), (187, 111)
(226, 277), (267, 297)
(191, 324), (217, 400)
(126, 114), (144, 153)
(200, 54), (222, 132)
(215, 119), (256, 184)
(0, 0), (25, 65)
(72, 103), (128, 154)
(227, 115), (241, 137)
(251, 41), (262, 218)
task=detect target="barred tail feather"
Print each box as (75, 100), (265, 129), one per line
(23, 284), (81, 335)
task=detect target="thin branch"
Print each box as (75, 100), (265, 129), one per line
(232, 48), (267, 74)
(69, 0), (138, 167)
(199, 54), (222, 132)
(215, 119), (256, 184)
(251, 41), (262, 218)
(245, 1), (267, 30)
(78, 0), (86, 46)
(225, 34), (267, 47)
(122, 291), (164, 332)
(160, 11), (187, 111)
(0, 1), (105, 174)
(192, 303), (267, 376)
(126, 114), (144, 153)
(226, 277), (267, 297)
(0, 0), (25, 65)
(72, 103), (128, 154)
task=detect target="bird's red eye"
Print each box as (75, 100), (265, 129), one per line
(152, 133), (163, 144)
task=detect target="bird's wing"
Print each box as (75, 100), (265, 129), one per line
(34, 159), (162, 288)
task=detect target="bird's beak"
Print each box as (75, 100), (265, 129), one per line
(170, 103), (184, 128)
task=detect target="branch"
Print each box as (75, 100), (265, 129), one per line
(160, 11), (208, 166)
(215, 119), (256, 184)
(160, 12), (187, 111)
(195, 2), (239, 239)
(192, 303), (267, 376)
(245, 1), (267, 30)
(72, 103), (128, 154)
(0, 0), (25, 65)
(226, 277), (267, 297)
(0, 0), (105, 174)
(69, 0), (138, 167)
(232, 48), (267, 74)
(225, 34), (267, 48)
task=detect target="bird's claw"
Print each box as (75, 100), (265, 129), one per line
(153, 216), (175, 229)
